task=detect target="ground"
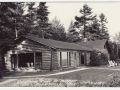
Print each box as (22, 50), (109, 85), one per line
(47, 68), (120, 82)
(1, 66), (120, 87)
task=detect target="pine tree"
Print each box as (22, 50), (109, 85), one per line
(74, 4), (109, 41)
(0, 2), (24, 75)
(49, 17), (66, 41)
(99, 13), (109, 39)
(67, 21), (81, 42)
(0, 2), (24, 51)
(89, 16), (101, 40)
(22, 2), (36, 36)
(74, 4), (96, 40)
(31, 2), (50, 38)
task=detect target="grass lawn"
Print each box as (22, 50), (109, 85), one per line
(1, 68), (120, 87)
(47, 68), (120, 82)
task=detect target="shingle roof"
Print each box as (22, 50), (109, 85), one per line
(22, 34), (93, 51)
(76, 39), (107, 50)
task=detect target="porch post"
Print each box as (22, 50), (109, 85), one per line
(60, 52), (62, 70)
(79, 52), (81, 66)
(84, 52), (87, 65)
(16, 54), (19, 68)
(67, 52), (69, 67)
(69, 52), (71, 67)
(34, 52), (36, 70)
(50, 50), (53, 71)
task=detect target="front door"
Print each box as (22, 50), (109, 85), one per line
(81, 53), (85, 65)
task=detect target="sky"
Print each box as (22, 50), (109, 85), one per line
(46, 2), (120, 39)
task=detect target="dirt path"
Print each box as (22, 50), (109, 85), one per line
(90, 67), (120, 71)
(0, 79), (17, 86)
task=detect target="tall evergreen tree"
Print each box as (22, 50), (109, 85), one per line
(74, 4), (109, 41)
(49, 17), (66, 41)
(0, 2), (20, 40)
(99, 13), (109, 39)
(89, 16), (101, 40)
(0, 2), (24, 74)
(0, 2), (24, 51)
(31, 2), (50, 38)
(74, 4), (96, 40)
(67, 21), (81, 42)
(14, 3), (25, 38)
(21, 2), (36, 36)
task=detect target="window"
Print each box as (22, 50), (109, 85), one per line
(57, 52), (60, 67)
(57, 51), (68, 67)
(62, 52), (67, 67)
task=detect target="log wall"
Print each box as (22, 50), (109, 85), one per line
(51, 51), (59, 70)
(41, 51), (51, 70)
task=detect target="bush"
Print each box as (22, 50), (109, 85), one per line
(89, 50), (109, 66)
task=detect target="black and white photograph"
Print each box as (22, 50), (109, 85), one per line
(0, 0), (120, 87)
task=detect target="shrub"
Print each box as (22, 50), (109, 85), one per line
(89, 50), (109, 66)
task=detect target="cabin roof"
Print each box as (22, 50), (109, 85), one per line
(76, 39), (107, 50)
(20, 34), (93, 51)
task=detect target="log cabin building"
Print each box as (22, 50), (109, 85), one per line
(5, 34), (93, 71)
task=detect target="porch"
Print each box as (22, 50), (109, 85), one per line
(11, 51), (42, 71)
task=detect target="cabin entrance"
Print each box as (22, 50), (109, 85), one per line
(81, 53), (85, 65)
(19, 53), (34, 68)
(11, 52), (42, 70)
